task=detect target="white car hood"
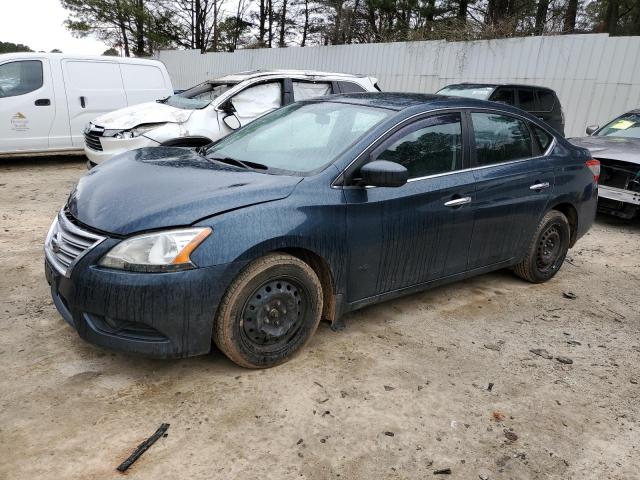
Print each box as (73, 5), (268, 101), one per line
(92, 102), (194, 130)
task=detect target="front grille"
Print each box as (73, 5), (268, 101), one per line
(598, 158), (640, 191)
(84, 132), (103, 151)
(45, 208), (105, 277)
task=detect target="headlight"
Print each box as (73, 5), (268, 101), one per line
(99, 227), (211, 272)
(113, 123), (165, 139)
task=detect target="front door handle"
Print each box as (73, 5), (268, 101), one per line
(529, 182), (550, 191)
(444, 196), (472, 207)
(35, 98), (51, 106)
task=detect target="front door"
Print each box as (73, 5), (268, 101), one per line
(467, 111), (555, 269)
(344, 112), (477, 301)
(0, 58), (56, 152)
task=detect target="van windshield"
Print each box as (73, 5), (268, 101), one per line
(437, 85), (494, 100)
(162, 82), (238, 109)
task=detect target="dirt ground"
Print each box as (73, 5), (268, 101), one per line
(0, 156), (639, 480)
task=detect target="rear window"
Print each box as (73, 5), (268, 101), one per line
(437, 85), (494, 100)
(471, 112), (532, 165)
(537, 90), (555, 111)
(338, 81), (366, 93)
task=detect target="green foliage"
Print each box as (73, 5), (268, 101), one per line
(102, 48), (120, 56)
(0, 41), (33, 54)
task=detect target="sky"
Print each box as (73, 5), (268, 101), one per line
(1, 0), (108, 55)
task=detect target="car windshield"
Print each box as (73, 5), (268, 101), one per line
(596, 113), (640, 139)
(205, 101), (391, 174)
(163, 81), (238, 109)
(436, 85), (494, 100)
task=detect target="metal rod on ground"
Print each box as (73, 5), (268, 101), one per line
(117, 423), (170, 472)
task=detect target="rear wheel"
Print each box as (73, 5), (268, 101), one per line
(213, 253), (323, 368)
(513, 210), (570, 283)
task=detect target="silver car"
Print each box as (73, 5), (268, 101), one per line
(570, 110), (640, 219)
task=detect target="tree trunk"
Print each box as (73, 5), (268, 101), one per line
(563, 0), (578, 33)
(279, 0), (288, 47)
(268, 0), (273, 47)
(115, 0), (130, 56)
(534, 0), (549, 35)
(134, 0), (145, 55)
(457, 0), (468, 21)
(301, 0), (309, 46)
(195, 0), (203, 51)
(259, 0), (267, 45)
(348, 0), (360, 43)
(605, 0), (620, 34)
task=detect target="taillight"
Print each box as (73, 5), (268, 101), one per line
(586, 159), (600, 183)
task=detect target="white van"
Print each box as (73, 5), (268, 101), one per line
(0, 53), (173, 157)
(83, 70), (379, 165)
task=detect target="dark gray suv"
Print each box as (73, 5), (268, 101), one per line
(437, 83), (565, 136)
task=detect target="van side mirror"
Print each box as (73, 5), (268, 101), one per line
(222, 114), (241, 130)
(586, 125), (599, 135)
(359, 160), (408, 187)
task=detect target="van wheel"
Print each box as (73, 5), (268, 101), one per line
(513, 210), (570, 283)
(213, 253), (323, 368)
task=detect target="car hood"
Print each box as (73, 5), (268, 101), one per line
(68, 147), (302, 236)
(92, 102), (193, 130)
(568, 136), (640, 165)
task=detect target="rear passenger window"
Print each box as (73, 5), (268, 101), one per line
(531, 124), (553, 151)
(537, 90), (555, 111)
(338, 82), (366, 93)
(292, 81), (331, 101)
(490, 88), (515, 105)
(518, 89), (537, 111)
(374, 113), (462, 179)
(471, 112), (532, 165)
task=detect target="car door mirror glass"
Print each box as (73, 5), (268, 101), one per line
(359, 160), (408, 187)
(223, 114), (241, 130)
(586, 125), (599, 135)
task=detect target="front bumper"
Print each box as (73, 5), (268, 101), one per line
(84, 135), (159, 165)
(45, 241), (244, 358)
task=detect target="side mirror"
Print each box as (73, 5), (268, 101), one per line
(223, 113), (241, 130)
(359, 160), (408, 188)
(586, 124), (599, 135)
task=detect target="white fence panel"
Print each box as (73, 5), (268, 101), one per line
(157, 34), (640, 137)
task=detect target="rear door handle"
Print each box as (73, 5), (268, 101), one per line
(34, 98), (51, 106)
(80, 96), (86, 108)
(529, 182), (550, 191)
(444, 196), (472, 207)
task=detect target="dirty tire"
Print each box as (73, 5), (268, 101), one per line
(513, 210), (570, 283)
(213, 253), (323, 368)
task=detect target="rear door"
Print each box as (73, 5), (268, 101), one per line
(119, 63), (171, 105)
(344, 111), (477, 301)
(0, 58), (56, 152)
(61, 59), (127, 147)
(467, 110), (555, 269)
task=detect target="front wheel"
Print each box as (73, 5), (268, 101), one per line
(512, 210), (571, 283)
(213, 253), (323, 368)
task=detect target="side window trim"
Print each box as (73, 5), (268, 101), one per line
(343, 110), (466, 185)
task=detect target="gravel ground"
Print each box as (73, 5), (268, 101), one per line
(0, 156), (639, 480)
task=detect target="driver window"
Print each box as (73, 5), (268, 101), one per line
(231, 81), (282, 120)
(0, 60), (43, 98)
(373, 113), (463, 179)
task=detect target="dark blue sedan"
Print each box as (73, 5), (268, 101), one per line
(44, 93), (599, 368)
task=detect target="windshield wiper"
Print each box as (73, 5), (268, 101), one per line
(207, 155), (269, 171)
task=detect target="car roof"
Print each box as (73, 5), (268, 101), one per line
(441, 82), (556, 92)
(0, 52), (163, 66)
(216, 69), (371, 82)
(314, 92), (526, 112)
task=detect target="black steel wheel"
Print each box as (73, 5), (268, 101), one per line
(513, 210), (570, 283)
(213, 253), (323, 368)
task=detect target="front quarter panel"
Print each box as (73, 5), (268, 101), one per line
(190, 172), (348, 292)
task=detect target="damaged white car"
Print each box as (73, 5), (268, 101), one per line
(84, 70), (380, 166)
